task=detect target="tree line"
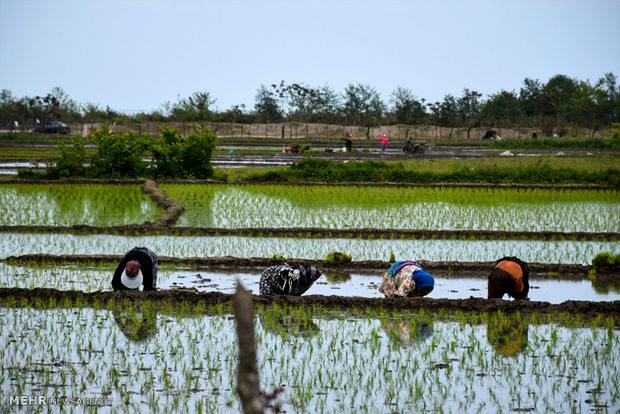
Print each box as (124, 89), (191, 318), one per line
(2, 73), (619, 135)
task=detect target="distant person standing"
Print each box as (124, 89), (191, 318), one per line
(487, 256), (530, 300)
(379, 134), (389, 152)
(112, 247), (159, 291)
(345, 131), (353, 152)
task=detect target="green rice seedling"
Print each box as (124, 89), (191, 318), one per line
(160, 183), (619, 233)
(0, 183), (162, 226)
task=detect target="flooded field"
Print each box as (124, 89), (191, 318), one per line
(0, 180), (617, 413)
(0, 306), (617, 413)
(2, 263), (619, 303)
(1, 233), (617, 264)
(0, 184), (160, 226)
(162, 184), (620, 232)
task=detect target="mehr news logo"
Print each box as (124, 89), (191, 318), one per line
(9, 395), (111, 406)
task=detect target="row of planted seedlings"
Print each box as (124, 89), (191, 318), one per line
(0, 182), (619, 233)
(0, 294), (618, 413)
(1, 232), (618, 265)
(160, 184), (620, 233)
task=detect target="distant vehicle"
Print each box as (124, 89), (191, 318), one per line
(34, 121), (71, 134)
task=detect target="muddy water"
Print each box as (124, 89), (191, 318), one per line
(0, 307), (618, 413)
(2, 263), (618, 303)
(1, 233), (617, 264)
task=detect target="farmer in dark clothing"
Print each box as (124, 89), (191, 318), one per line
(488, 256), (529, 300)
(345, 131), (353, 152)
(112, 247), (158, 291)
(379, 260), (434, 297)
(259, 263), (321, 295)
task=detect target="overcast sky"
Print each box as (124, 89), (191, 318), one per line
(1, 0), (619, 113)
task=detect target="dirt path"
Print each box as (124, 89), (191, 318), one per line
(141, 180), (185, 227)
(0, 287), (617, 316)
(0, 179), (615, 190)
(0, 224), (616, 241)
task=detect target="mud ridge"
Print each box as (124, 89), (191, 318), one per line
(0, 287), (618, 316)
(141, 180), (185, 227)
(0, 179), (615, 190)
(2, 254), (597, 278)
(0, 224), (617, 242)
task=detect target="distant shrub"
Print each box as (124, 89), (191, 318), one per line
(325, 251), (352, 264)
(152, 125), (216, 179)
(592, 252), (620, 272)
(89, 127), (149, 178)
(490, 137), (620, 150)
(248, 159), (620, 186)
(46, 136), (86, 178)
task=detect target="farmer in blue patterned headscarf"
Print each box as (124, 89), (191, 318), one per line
(379, 260), (434, 298)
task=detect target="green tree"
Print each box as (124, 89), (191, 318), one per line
(457, 88), (483, 139)
(544, 74), (579, 126)
(341, 83), (385, 127)
(46, 136), (86, 178)
(390, 87), (427, 125)
(152, 125), (216, 179)
(481, 90), (521, 127)
(163, 91), (216, 121)
(89, 127), (149, 178)
(254, 85), (283, 122)
(428, 95), (459, 138)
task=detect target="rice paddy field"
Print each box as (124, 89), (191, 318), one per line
(0, 180), (619, 413)
(162, 184), (620, 232)
(1, 262), (619, 303)
(0, 184), (161, 226)
(1, 233), (618, 264)
(0, 304), (618, 413)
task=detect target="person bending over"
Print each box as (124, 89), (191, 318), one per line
(488, 256), (529, 300)
(112, 247), (158, 291)
(259, 263), (321, 295)
(379, 260), (434, 298)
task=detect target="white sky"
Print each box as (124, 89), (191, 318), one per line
(1, 0), (619, 113)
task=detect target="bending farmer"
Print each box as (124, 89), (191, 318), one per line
(259, 263), (322, 295)
(379, 260), (434, 297)
(112, 247), (158, 291)
(487, 256), (529, 300)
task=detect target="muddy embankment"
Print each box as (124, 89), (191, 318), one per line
(141, 180), (185, 227)
(2, 254), (598, 279)
(0, 287), (618, 316)
(0, 179), (615, 191)
(0, 224), (616, 242)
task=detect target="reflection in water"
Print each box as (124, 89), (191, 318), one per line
(487, 317), (529, 357)
(325, 272), (352, 284)
(259, 314), (319, 338)
(381, 319), (433, 347)
(112, 309), (159, 342)
(591, 275), (620, 294)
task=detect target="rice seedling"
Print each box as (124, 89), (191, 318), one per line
(1, 233), (618, 265)
(0, 184), (162, 226)
(161, 184), (620, 233)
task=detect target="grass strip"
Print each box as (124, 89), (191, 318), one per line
(0, 287), (618, 319)
(0, 224), (616, 241)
